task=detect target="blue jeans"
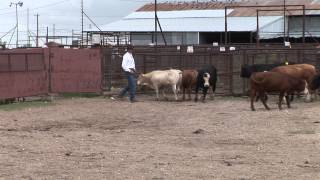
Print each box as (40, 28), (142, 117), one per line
(119, 71), (136, 101)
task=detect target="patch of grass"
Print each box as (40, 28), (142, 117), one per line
(60, 93), (100, 98)
(288, 130), (316, 135)
(0, 100), (53, 111)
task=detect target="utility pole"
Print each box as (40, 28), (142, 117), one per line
(10, 1), (23, 48)
(283, 0), (286, 42)
(81, 0), (84, 46)
(53, 24), (55, 37)
(46, 26), (49, 44)
(27, 8), (30, 46)
(154, 0), (157, 46)
(35, 13), (39, 47)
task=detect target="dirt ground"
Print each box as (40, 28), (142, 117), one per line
(0, 95), (319, 180)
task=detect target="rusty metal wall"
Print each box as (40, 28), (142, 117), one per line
(0, 49), (48, 100)
(49, 48), (102, 93)
(0, 48), (102, 100)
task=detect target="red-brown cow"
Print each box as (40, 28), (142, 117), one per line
(270, 64), (317, 101)
(181, 69), (198, 100)
(250, 71), (308, 111)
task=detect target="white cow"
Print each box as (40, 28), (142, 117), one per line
(137, 69), (182, 101)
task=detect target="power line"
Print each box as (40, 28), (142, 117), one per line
(0, 26), (17, 39)
(82, 11), (102, 31)
(0, 0), (71, 16)
(0, 7), (12, 11)
(8, 27), (16, 47)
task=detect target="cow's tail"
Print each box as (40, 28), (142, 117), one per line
(178, 71), (183, 91)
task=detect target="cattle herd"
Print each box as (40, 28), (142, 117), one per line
(135, 63), (320, 111)
(137, 65), (217, 103)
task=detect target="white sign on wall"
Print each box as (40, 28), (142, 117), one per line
(187, 46), (194, 53)
(92, 34), (101, 44)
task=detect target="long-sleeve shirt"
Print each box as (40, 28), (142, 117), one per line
(122, 52), (135, 72)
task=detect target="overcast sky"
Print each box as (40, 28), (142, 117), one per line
(1, 0), (197, 46)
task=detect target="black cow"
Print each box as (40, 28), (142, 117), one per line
(310, 74), (320, 90)
(195, 65), (217, 102)
(240, 62), (295, 78)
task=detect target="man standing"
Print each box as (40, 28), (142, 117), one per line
(118, 45), (137, 103)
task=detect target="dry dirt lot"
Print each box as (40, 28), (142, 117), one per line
(0, 95), (319, 180)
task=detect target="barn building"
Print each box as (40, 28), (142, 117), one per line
(85, 0), (320, 45)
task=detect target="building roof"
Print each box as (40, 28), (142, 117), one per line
(98, 10), (282, 33)
(137, 0), (320, 16)
(90, 0), (320, 39)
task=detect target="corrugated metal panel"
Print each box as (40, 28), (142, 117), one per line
(259, 17), (285, 39)
(100, 16), (282, 33)
(125, 9), (234, 19)
(137, 0), (320, 17)
(137, 2), (240, 12)
(289, 16), (320, 37)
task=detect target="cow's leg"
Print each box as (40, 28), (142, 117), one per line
(263, 93), (268, 102)
(255, 95), (260, 102)
(210, 85), (215, 100)
(290, 93), (294, 102)
(188, 87), (192, 100)
(282, 94), (287, 104)
(162, 88), (168, 101)
(310, 89), (318, 101)
(172, 84), (178, 101)
(285, 95), (291, 108)
(182, 87), (186, 101)
(278, 92), (285, 110)
(155, 85), (160, 101)
(202, 87), (208, 102)
(304, 86), (312, 102)
(260, 91), (270, 111)
(195, 86), (199, 102)
(250, 89), (256, 111)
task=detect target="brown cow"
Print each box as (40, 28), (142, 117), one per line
(250, 71), (308, 111)
(181, 70), (198, 100)
(270, 63), (316, 101)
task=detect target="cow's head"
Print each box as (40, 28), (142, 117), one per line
(137, 74), (145, 86)
(203, 73), (211, 87)
(137, 74), (151, 86)
(310, 74), (320, 90)
(240, 65), (252, 78)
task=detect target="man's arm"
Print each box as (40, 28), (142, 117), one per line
(129, 68), (136, 74)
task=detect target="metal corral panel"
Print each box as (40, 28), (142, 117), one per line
(0, 48), (48, 100)
(0, 71), (48, 99)
(50, 48), (102, 93)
